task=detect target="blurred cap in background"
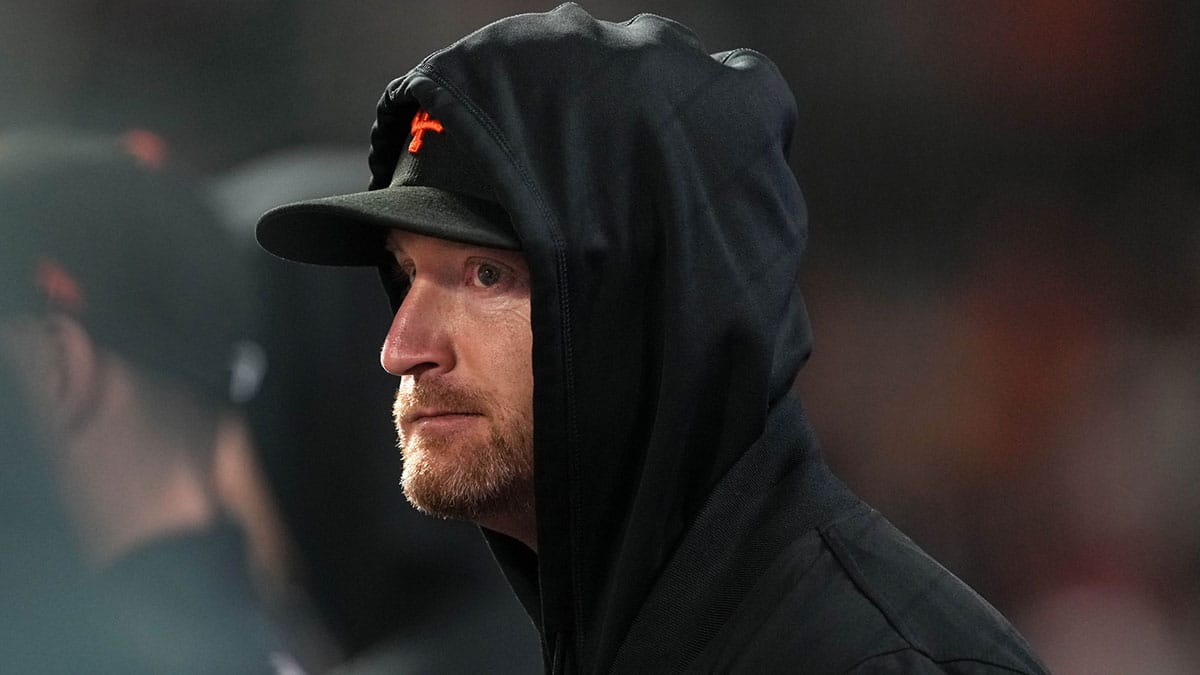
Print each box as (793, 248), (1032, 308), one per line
(0, 129), (265, 405)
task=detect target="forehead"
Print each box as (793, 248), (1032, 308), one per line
(385, 229), (469, 254)
(384, 229), (527, 267)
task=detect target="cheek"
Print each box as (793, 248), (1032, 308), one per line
(490, 325), (534, 390)
(467, 308), (533, 402)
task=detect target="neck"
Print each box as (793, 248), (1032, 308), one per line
(57, 371), (217, 568)
(478, 510), (538, 553)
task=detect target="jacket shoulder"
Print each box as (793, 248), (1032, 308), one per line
(693, 508), (1048, 674)
(820, 509), (1047, 674)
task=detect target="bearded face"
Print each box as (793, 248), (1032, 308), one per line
(393, 377), (534, 522)
(380, 231), (537, 537)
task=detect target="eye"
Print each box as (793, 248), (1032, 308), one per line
(463, 256), (526, 292)
(473, 261), (505, 288)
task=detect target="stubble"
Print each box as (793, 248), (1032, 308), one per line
(393, 379), (535, 523)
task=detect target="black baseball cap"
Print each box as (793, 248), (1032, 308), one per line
(255, 108), (518, 266)
(0, 129), (264, 405)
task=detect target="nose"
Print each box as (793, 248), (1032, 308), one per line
(380, 279), (454, 378)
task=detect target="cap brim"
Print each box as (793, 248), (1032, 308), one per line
(256, 185), (518, 266)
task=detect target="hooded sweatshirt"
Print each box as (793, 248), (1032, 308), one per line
(364, 5), (1048, 673)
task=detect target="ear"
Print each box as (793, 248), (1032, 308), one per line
(38, 313), (102, 434)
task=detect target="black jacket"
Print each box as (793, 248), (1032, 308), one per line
(368, 5), (1049, 673)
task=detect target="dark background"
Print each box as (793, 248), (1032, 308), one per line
(3, 2), (1198, 672)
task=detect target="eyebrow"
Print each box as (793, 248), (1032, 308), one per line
(384, 232), (517, 261)
(384, 231), (476, 253)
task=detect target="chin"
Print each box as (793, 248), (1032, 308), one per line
(401, 465), (530, 523)
(399, 438), (534, 523)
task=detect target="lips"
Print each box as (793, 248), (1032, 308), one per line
(402, 409), (482, 426)
(395, 381), (491, 431)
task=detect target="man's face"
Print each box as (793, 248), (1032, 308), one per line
(381, 230), (535, 527)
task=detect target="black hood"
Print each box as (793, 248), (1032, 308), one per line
(367, 4), (811, 670)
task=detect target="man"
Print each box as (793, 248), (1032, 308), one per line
(257, 5), (1049, 673)
(0, 130), (310, 673)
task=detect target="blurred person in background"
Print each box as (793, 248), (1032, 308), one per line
(0, 129), (330, 674)
(256, 6), (1048, 673)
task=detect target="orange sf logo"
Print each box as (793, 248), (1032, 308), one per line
(35, 258), (86, 314)
(408, 110), (444, 153)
